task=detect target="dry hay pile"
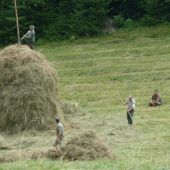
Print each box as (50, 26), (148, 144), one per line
(60, 100), (85, 115)
(0, 45), (63, 133)
(61, 130), (116, 161)
(0, 135), (6, 148)
(0, 131), (116, 162)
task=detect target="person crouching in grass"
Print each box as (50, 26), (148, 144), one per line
(149, 90), (162, 106)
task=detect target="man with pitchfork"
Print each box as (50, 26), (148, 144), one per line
(23, 25), (35, 50)
(123, 96), (135, 125)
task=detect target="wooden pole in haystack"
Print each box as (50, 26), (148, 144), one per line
(117, 92), (138, 128)
(14, 0), (20, 44)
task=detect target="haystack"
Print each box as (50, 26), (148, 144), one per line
(0, 45), (63, 133)
(0, 135), (6, 148)
(61, 130), (116, 161)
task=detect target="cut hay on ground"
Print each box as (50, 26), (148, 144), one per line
(0, 45), (63, 133)
(0, 131), (116, 162)
(0, 148), (62, 162)
(60, 100), (85, 115)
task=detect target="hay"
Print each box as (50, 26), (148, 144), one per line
(0, 45), (63, 133)
(0, 148), (61, 162)
(61, 130), (116, 161)
(0, 131), (116, 162)
(60, 100), (85, 115)
(0, 135), (6, 148)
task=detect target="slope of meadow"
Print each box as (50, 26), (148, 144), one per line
(1, 26), (170, 169)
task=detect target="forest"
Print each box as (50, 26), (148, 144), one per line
(1, 0), (170, 45)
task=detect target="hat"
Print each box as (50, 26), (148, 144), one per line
(55, 117), (60, 122)
(30, 25), (35, 29)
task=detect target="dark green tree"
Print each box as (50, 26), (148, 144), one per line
(1, 0), (170, 45)
(141, 0), (170, 26)
(44, 0), (111, 40)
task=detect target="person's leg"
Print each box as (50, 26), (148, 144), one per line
(27, 41), (31, 49)
(54, 145), (59, 150)
(30, 41), (35, 50)
(128, 110), (134, 125)
(149, 102), (152, 106)
(53, 140), (59, 150)
(58, 139), (63, 148)
(155, 102), (161, 106)
(27, 41), (35, 50)
(127, 112), (131, 124)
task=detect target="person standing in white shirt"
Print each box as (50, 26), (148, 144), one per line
(123, 96), (135, 125)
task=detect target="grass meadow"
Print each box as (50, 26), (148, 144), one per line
(1, 26), (170, 169)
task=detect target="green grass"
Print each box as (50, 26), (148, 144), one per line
(1, 26), (170, 169)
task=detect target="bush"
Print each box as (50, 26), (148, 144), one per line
(141, 14), (160, 27)
(125, 18), (133, 28)
(113, 15), (125, 28)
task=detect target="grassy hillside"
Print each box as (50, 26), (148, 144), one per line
(1, 26), (170, 169)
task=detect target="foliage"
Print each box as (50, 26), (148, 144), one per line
(44, 0), (111, 40)
(1, 0), (170, 45)
(113, 15), (125, 28)
(141, 0), (170, 26)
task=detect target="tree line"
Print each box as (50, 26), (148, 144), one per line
(0, 0), (170, 45)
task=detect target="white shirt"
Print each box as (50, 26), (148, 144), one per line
(125, 98), (135, 110)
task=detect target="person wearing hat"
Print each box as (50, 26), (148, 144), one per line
(53, 117), (64, 149)
(23, 25), (35, 50)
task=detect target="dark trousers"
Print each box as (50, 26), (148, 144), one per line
(127, 109), (134, 125)
(27, 41), (35, 50)
(149, 102), (161, 106)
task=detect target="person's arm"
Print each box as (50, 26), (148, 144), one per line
(153, 97), (160, 103)
(128, 107), (133, 112)
(22, 31), (30, 39)
(56, 130), (62, 141)
(123, 99), (128, 105)
(25, 31), (33, 39)
(151, 95), (160, 104)
(150, 95), (154, 104)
